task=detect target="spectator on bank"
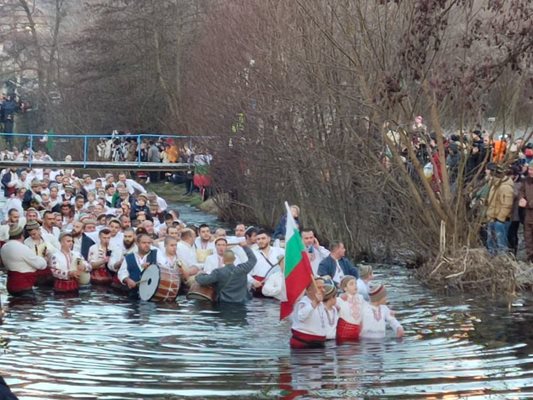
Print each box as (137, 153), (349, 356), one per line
(486, 166), (514, 255)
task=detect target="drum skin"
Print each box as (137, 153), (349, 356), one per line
(186, 281), (216, 302)
(139, 265), (180, 302)
(78, 272), (91, 286)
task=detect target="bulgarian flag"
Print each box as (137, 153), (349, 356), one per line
(280, 202), (313, 320)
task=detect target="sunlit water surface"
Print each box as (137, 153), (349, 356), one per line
(0, 205), (531, 399)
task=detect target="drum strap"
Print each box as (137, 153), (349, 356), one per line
(260, 252), (282, 279)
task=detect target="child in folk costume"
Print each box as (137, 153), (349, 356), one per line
(336, 275), (364, 342)
(323, 285), (339, 340)
(360, 283), (404, 339)
(290, 278), (333, 349)
(356, 265), (373, 301)
(51, 233), (91, 293)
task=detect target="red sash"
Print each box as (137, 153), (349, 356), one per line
(290, 329), (326, 349)
(6, 271), (36, 295)
(54, 278), (79, 293)
(91, 268), (112, 285)
(336, 318), (361, 342)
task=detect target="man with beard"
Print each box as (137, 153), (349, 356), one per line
(249, 229), (285, 297)
(302, 228), (330, 276)
(108, 228), (137, 271)
(118, 233), (164, 298)
(71, 220), (95, 261)
(109, 228), (137, 290)
(40, 211), (60, 250)
(5, 208), (22, 229)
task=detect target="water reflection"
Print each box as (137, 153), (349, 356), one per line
(0, 266), (531, 399)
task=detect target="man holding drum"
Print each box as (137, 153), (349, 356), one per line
(117, 233), (165, 297)
(195, 243), (257, 304)
(50, 232), (91, 294)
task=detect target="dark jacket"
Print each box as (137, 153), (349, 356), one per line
(318, 255), (359, 280)
(196, 247), (257, 303)
(519, 176), (533, 224)
(273, 214), (300, 239)
(1, 171), (15, 197)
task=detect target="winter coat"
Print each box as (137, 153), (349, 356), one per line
(486, 176), (514, 222)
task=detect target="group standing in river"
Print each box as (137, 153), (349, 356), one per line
(0, 166), (404, 348)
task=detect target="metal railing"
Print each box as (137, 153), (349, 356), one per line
(0, 132), (209, 169)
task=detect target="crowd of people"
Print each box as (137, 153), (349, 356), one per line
(386, 117), (533, 258)
(0, 165), (403, 348)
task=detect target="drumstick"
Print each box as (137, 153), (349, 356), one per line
(135, 278), (149, 286)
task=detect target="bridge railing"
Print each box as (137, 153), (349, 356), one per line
(0, 133), (211, 169)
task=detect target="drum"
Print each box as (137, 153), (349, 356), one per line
(139, 264), (180, 302)
(78, 272), (91, 286)
(186, 281), (216, 302)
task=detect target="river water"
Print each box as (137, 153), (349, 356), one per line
(0, 205), (532, 399)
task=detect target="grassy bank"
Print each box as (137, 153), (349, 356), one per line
(145, 182), (203, 206)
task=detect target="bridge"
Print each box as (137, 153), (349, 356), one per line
(0, 133), (206, 171)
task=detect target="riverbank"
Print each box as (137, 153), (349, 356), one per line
(147, 182), (222, 216)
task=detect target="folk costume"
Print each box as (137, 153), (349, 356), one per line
(336, 293), (364, 342)
(50, 250), (91, 293)
(0, 234), (47, 295)
(249, 246), (284, 297)
(88, 243), (113, 285)
(290, 296), (331, 349)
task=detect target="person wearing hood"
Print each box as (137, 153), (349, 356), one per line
(485, 166), (514, 255)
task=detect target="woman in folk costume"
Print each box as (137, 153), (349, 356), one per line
(23, 220), (54, 287)
(360, 283), (404, 339)
(290, 278), (332, 349)
(51, 232), (91, 293)
(336, 275), (364, 342)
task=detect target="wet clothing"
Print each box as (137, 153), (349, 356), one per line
(360, 303), (402, 339)
(290, 296), (328, 349)
(0, 239), (47, 295)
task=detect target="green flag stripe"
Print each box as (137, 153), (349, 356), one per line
(285, 228), (304, 277)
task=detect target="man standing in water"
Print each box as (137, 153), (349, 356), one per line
(318, 241), (359, 286)
(0, 225), (47, 295)
(195, 244), (257, 303)
(249, 229), (284, 296)
(118, 233), (164, 296)
(302, 228), (330, 276)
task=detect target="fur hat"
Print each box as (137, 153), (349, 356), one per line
(369, 283), (387, 304)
